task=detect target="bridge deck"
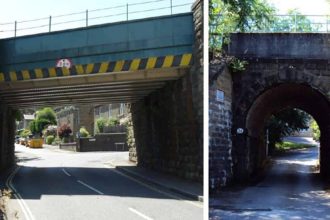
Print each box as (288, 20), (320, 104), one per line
(0, 55), (191, 108)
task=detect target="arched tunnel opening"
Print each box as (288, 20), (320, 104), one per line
(245, 83), (330, 180)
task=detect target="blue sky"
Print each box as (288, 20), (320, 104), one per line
(0, 0), (193, 38)
(1, 0), (328, 38)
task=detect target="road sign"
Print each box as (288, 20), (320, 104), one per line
(56, 59), (72, 68)
(236, 128), (244, 134)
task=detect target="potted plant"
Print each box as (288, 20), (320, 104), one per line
(28, 108), (57, 148)
(29, 120), (45, 148)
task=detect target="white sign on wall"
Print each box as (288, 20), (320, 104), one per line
(216, 90), (225, 102)
(56, 58), (72, 68)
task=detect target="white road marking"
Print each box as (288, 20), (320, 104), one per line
(77, 180), (104, 195)
(129, 207), (154, 220)
(104, 164), (203, 208)
(6, 166), (36, 220)
(62, 168), (71, 176)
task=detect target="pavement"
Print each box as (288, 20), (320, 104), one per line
(106, 158), (203, 202)
(42, 143), (203, 202)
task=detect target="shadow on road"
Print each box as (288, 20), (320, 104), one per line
(8, 165), (198, 202)
(210, 146), (330, 219)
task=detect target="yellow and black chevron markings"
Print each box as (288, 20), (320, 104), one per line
(0, 54), (193, 82)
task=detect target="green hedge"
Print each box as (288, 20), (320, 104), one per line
(46, 135), (55, 145)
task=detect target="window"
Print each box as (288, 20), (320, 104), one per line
(119, 103), (124, 115)
(108, 104), (112, 117)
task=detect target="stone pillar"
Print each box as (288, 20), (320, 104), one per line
(191, 0), (203, 151)
(0, 106), (15, 170)
(76, 104), (94, 136)
(126, 105), (137, 162)
(6, 109), (15, 168)
(0, 106), (6, 169)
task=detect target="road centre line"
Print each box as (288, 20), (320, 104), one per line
(62, 168), (104, 195)
(129, 207), (154, 220)
(6, 166), (36, 220)
(62, 168), (71, 176)
(77, 180), (104, 195)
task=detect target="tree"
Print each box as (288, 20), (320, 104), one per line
(266, 108), (311, 154)
(209, 0), (275, 51)
(35, 107), (56, 125)
(30, 107), (57, 137)
(210, 1), (321, 52)
(269, 9), (321, 32)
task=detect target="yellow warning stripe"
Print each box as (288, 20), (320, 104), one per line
(0, 53), (192, 82)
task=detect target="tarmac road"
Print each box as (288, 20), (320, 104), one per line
(210, 137), (330, 220)
(6, 144), (203, 220)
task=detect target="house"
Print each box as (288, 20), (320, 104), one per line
(55, 103), (128, 136)
(17, 114), (35, 130)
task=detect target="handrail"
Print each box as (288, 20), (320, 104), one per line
(0, 0), (192, 38)
(210, 14), (330, 33)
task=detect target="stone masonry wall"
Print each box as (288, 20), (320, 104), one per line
(130, 72), (202, 181)
(209, 62), (233, 189)
(76, 104), (94, 136)
(128, 0), (203, 181)
(0, 106), (15, 170)
(190, 0), (204, 151)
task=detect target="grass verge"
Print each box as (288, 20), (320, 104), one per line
(275, 141), (317, 152)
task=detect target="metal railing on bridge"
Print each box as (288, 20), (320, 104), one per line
(210, 14), (330, 34)
(210, 14), (330, 50)
(0, 0), (193, 39)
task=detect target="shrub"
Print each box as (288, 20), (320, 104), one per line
(43, 125), (57, 137)
(29, 120), (37, 135)
(96, 117), (120, 133)
(96, 118), (107, 133)
(58, 124), (72, 138)
(46, 135), (55, 144)
(79, 127), (89, 137)
(20, 129), (31, 138)
(54, 136), (61, 145)
(30, 118), (51, 137)
(311, 120), (320, 141)
(36, 108), (56, 125)
(108, 118), (120, 126)
(35, 118), (51, 133)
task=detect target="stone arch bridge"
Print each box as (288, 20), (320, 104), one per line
(211, 33), (330, 188)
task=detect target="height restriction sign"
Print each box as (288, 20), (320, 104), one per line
(56, 59), (72, 68)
